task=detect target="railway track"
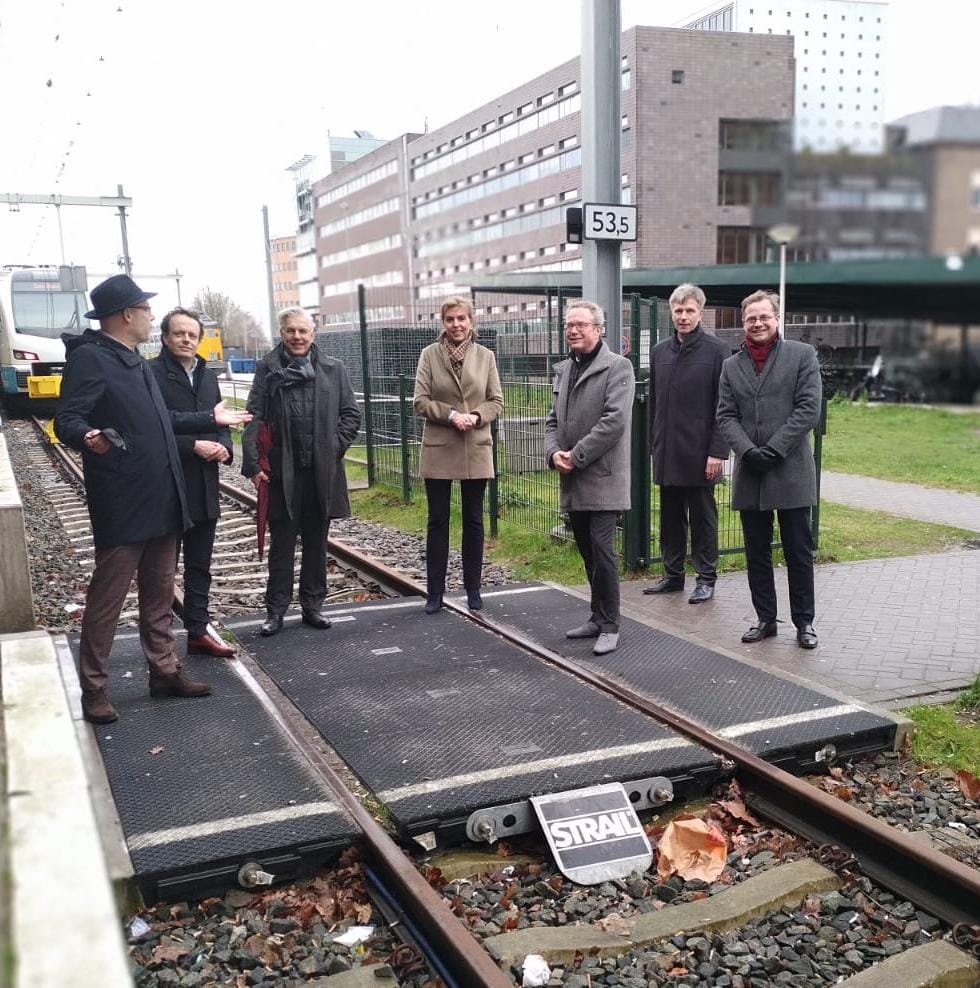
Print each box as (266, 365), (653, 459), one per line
(17, 417), (980, 985)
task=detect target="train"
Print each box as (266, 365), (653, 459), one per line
(1, 265), (227, 412)
(0, 264), (90, 409)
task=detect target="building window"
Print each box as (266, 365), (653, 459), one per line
(717, 227), (769, 265)
(672, 69), (684, 84)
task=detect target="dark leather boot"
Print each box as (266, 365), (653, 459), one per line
(149, 669), (212, 699)
(301, 610), (331, 629)
(466, 589), (483, 611)
(424, 595), (443, 614)
(260, 614), (284, 637)
(81, 689), (118, 724)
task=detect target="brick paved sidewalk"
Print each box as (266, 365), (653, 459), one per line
(620, 548), (979, 710)
(821, 471), (980, 533)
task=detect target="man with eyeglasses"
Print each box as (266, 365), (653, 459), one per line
(643, 283), (730, 604)
(545, 300), (635, 656)
(716, 290), (822, 650)
(56, 274), (252, 724)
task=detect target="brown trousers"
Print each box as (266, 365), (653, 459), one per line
(78, 535), (181, 693)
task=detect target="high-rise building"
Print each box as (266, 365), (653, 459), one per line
(270, 235), (300, 312)
(683, 0), (888, 153)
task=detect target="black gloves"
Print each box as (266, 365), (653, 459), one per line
(742, 445), (782, 473)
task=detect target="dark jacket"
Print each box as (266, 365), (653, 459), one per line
(716, 338), (823, 511)
(649, 326), (730, 487)
(54, 329), (217, 549)
(241, 343), (361, 521)
(544, 342), (635, 512)
(149, 348), (233, 523)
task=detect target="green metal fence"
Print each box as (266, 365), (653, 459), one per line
(316, 286), (824, 574)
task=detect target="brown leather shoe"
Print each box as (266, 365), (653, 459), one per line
(81, 689), (118, 724)
(187, 631), (236, 657)
(149, 669), (212, 699)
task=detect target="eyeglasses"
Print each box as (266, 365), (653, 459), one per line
(564, 321), (596, 331)
(744, 315), (776, 325)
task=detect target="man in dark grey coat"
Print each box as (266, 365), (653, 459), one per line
(716, 290), (822, 649)
(545, 300), (635, 656)
(242, 308), (361, 637)
(644, 283), (730, 604)
(55, 275), (251, 724)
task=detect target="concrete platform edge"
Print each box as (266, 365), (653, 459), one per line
(1, 630), (132, 987)
(836, 939), (980, 987)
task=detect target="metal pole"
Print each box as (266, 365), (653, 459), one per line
(398, 374), (411, 504)
(581, 0), (622, 352)
(358, 284), (375, 485)
(55, 204), (66, 265)
(116, 184), (132, 276)
(262, 205), (277, 338)
(778, 242), (787, 335)
(174, 269), (182, 307)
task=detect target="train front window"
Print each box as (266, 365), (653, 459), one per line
(12, 289), (90, 339)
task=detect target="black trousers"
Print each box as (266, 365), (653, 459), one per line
(424, 478), (487, 597)
(740, 506), (815, 628)
(266, 469), (329, 617)
(567, 510), (620, 633)
(659, 485), (719, 584)
(179, 518), (218, 637)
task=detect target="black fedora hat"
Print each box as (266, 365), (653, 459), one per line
(84, 274), (157, 320)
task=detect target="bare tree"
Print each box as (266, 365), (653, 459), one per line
(192, 287), (268, 356)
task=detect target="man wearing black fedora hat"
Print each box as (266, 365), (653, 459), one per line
(55, 274), (252, 725)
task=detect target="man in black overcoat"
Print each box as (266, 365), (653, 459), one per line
(644, 284), (730, 603)
(150, 308), (235, 658)
(55, 275), (251, 724)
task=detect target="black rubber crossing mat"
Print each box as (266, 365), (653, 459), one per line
(481, 584), (899, 770)
(225, 602), (723, 833)
(68, 632), (356, 901)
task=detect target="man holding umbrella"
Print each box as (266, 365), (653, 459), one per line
(242, 308), (361, 637)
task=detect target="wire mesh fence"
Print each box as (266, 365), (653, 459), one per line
(313, 285), (823, 573)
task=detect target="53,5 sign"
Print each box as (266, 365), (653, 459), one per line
(583, 202), (638, 242)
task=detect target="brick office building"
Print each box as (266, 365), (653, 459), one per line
(306, 25), (794, 328)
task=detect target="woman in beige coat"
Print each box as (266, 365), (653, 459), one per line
(413, 296), (504, 613)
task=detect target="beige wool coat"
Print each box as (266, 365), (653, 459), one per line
(413, 339), (504, 480)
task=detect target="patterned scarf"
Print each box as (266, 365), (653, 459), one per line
(441, 333), (471, 379)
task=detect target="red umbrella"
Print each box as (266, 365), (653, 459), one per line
(256, 421), (273, 561)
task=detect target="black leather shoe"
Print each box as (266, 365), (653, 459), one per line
(741, 620), (778, 643)
(796, 624), (818, 649)
(259, 615), (283, 637)
(688, 583), (715, 604)
(643, 577), (685, 595)
(302, 610), (331, 629)
(466, 590), (483, 611)
(424, 595), (443, 614)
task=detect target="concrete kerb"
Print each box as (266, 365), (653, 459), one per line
(484, 857), (840, 970)
(1, 630), (132, 988)
(0, 434), (34, 633)
(835, 939), (980, 987)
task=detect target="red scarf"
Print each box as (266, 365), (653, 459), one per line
(744, 334), (777, 372)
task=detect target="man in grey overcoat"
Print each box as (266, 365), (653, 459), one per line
(644, 283), (730, 604)
(716, 290), (822, 649)
(545, 300), (635, 656)
(242, 308), (362, 637)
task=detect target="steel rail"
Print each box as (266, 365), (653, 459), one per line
(44, 438), (510, 987)
(213, 471), (980, 928)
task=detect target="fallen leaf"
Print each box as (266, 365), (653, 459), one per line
(716, 799), (760, 826)
(150, 937), (191, 965)
(956, 770), (980, 801)
(656, 817), (728, 882)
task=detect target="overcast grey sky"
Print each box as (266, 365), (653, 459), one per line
(1, 0), (977, 335)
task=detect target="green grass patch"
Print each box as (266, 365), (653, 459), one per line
(957, 675), (980, 711)
(823, 400), (980, 493)
(906, 705), (980, 776)
(350, 487), (972, 585)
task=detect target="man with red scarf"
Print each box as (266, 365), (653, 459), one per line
(717, 290), (822, 649)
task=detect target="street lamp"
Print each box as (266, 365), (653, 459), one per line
(767, 223), (800, 335)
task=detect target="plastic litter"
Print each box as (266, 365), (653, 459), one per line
(521, 954), (551, 987)
(334, 925), (374, 946)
